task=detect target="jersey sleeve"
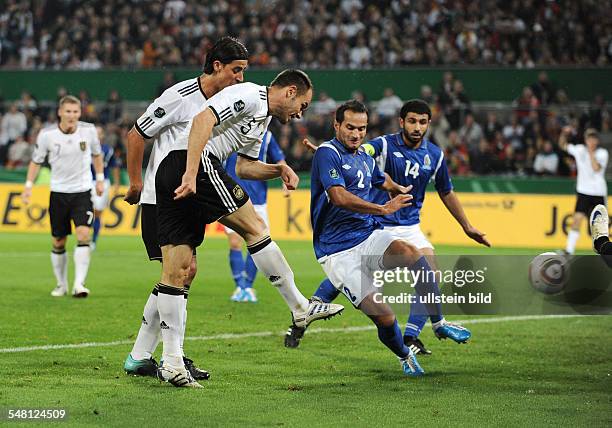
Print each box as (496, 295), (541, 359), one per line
(31, 131), (49, 164)
(371, 158), (386, 187)
(237, 140), (262, 160)
(266, 133), (285, 163)
(313, 146), (346, 190)
(206, 84), (261, 126)
(433, 154), (453, 194)
(566, 144), (581, 157)
(362, 137), (384, 158)
(89, 126), (101, 156)
(134, 88), (187, 139)
(596, 149), (608, 169)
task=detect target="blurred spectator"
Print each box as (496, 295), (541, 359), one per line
(483, 112), (503, 142)
(531, 71), (556, 106)
(458, 113), (483, 151)
(2, 0), (609, 69)
(533, 140), (560, 175)
(158, 72), (177, 96)
(100, 90), (123, 124)
(0, 103), (27, 165)
(376, 88), (402, 117)
(513, 87), (540, 123)
(469, 139), (496, 175)
(5, 135), (32, 169)
(313, 92), (337, 117)
(503, 115), (525, 150)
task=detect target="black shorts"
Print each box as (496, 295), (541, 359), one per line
(49, 191), (94, 237)
(575, 192), (605, 216)
(155, 150), (249, 249)
(141, 203), (197, 261)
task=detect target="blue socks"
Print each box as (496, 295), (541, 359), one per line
(229, 250), (259, 289)
(244, 254), (257, 289)
(377, 320), (410, 358)
(404, 256), (443, 338)
(229, 249), (245, 289)
(93, 217), (101, 243)
(313, 278), (340, 303)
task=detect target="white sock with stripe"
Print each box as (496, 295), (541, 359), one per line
(248, 238), (309, 313)
(73, 243), (91, 288)
(51, 248), (68, 288)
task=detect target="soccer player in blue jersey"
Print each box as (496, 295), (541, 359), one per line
(308, 99), (456, 376)
(287, 99), (490, 353)
(224, 131), (288, 302)
(90, 126), (120, 250)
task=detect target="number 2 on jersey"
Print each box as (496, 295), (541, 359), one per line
(356, 170), (365, 188)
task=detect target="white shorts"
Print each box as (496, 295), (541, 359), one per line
(385, 224), (433, 250)
(319, 228), (396, 307)
(224, 203), (269, 234)
(91, 179), (111, 211)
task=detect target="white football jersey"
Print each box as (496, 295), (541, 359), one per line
(567, 144), (608, 197)
(135, 77), (207, 204)
(32, 121), (101, 193)
(174, 82), (272, 164)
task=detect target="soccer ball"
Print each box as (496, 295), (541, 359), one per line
(528, 252), (569, 295)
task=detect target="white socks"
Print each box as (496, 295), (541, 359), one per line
(130, 287), (161, 361)
(51, 249), (68, 288)
(157, 284), (185, 369)
(248, 238), (308, 312)
(73, 244), (91, 288)
(566, 230), (580, 254)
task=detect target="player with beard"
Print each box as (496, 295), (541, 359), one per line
(286, 99), (490, 353)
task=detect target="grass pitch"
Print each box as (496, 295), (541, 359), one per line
(0, 233), (610, 426)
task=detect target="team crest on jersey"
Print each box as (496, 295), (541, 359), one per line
(79, 141), (86, 151)
(154, 107), (166, 118)
(329, 168), (339, 179)
(393, 152), (404, 158)
(423, 154), (432, 170)
(234, 100), (245, 112)
(233, 185), (245, 200)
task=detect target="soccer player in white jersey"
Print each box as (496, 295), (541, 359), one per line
(123, 37), (249, 381)
(559, 128), (608, 255)
(21, 95), (104, 298)
(155, 69), (343, 387)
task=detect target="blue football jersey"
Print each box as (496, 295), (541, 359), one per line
(365, 133), (453, 226)
(224, 132), (285, 205)
(311, 138), (386, 259)
(91, 143), (116, 180)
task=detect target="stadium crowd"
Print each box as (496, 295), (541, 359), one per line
(1, 0), (611, 70)
(0, 71), (608, 177)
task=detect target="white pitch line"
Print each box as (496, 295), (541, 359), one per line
(0, 314), (594, 354)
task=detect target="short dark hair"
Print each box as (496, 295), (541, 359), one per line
(400, 99), (432, 120)
(270, 69), (312, 95)
(203, 37), (249, 74)
(335, 99), (369, 123)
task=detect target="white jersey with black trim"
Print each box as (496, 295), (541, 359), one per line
(174, 82), (272, 164)
(567, 144), (608, 197)
(31, 121), (101, 193)
(135, 77), (207, 204)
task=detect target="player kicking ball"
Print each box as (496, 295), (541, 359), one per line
(155, 70), (344, 387)
(306, 99), (459, 376)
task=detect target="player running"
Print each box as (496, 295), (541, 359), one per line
(123, 37), (249, 381)
(156, 69), (344, 388)
(224, 130), (288, 303)
(559, 128), (608, 255)
(21, 95), (104, 298)
(90, 125), (120, 250)
(286, 99), (490, 353)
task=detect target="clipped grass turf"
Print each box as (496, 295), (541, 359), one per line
(0, 233), (610, 426)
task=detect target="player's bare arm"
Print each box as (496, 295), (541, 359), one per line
(92, 154), (105, 196)
(439, 190), (491, 247)
(377, 173), (412, 196)
(327, 185), (412, 216)
(587, 147), (603, 172)
(174, 108), (216, 200)
(235, 156), (299, 190)
(21, 160), (41, 204)
(124, 127), (147, 204)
